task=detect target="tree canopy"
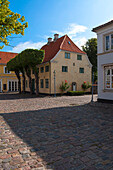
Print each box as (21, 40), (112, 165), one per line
(0, 0), (28, 49)
(82, 38), (97, 73)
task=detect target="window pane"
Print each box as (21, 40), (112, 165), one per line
(112, 77), (113, 88)
(79, 68), (84, 73)
(45, 79), (49, 88)
(40, 79), (43, 88)
(106, 36), (110, 50)
(107, 69), (110, 75)
(45, 66), (49, 72)
(62, 66), (68, 72)
(40, 67), (44, 73)
(65, 52), (70, 59)
(111, 34), (113, 49)
(77, 55), (82, 60)
(9, 81), (11, 91)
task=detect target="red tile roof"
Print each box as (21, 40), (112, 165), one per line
(92, 20), (113, 32)
(0, 51), (18, 64)
(41, 35), (86, 63)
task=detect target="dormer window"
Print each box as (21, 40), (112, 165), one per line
(105, 34), (113, 51)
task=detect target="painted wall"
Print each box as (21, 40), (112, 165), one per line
(50, 50), (92, 94)
(96, 24), (113, 100)
(0, 64), (22, 92)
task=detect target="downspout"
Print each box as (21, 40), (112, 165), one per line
(49, 61), (51, 95)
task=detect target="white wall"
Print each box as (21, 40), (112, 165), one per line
(98, 53), (113, 100)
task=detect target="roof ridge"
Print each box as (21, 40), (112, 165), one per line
(60, 35), (67, 49)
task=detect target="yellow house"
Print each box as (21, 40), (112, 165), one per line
(25, 34), (92, 94)
(0, 51), (21, 92)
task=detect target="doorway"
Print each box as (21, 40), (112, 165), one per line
(72, 82), (77, 91)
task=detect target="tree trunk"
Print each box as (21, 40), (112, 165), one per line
(35, 71), (39, 96)
(22, 71), (25, 93)
(25, 68), (32, 94)
(15, 70), (21, 94)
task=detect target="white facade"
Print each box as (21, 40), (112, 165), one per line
(93, 22), (113, 101)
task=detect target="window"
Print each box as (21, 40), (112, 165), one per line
(45, 66), (49, 72)
(3, 84), (7, 90)
(73, 63), (75, 66)
(105, 34), (113, 51)
(62, 66), (68, 72)
(105, 66), (113, 89)
(77, 55), (82, 60)
(79, 68), (84, 73)
(65, 52), (70, 59)
(40, 67), (44, 73)
(4, 66), (10, 74)
(40, 79), (44, 88)
(45, 79), (49, 88)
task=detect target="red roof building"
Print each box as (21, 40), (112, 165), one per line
(41, 34), (86, 63)
(0, 51), (18, 64)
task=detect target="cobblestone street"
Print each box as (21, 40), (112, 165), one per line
(0, 93), (113, 170)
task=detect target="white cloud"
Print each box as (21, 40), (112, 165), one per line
(11, 41), (46, 53)
(11, 23), (88, 53)
(51, 23), (87, 48)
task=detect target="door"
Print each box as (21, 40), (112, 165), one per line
(32, 79), (35, 93)
(0, 80), (2, 92)
(72, 82), (76, 91)
(8, 80), (18, 92)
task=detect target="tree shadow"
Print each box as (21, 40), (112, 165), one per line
(0, 93), (47, 100)
(0, 104), (113, 169)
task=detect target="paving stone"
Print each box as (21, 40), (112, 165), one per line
(0, 94), (113, 169)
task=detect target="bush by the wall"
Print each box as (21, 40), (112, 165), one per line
(67, 91), (85, 96)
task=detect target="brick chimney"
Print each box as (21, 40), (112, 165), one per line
(47, 37), (52, 44)
(54, 34), (59, 41)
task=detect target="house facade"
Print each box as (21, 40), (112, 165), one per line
(26, 34), (92, 94)
(93, 20), (113, 102)
(0, 51), (21, 92)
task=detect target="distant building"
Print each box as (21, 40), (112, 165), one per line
(0, 52), (21, 92)
(93, 20), (113, 102)
(25, 34), (92, 94)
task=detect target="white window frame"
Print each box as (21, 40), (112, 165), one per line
(104, 66), (113, 89)
(4, 66), (11, 74)
(105, 33), (113, 51)
(8, 80), (18, 92)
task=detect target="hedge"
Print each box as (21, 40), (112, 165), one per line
(67, 91), (85, 96)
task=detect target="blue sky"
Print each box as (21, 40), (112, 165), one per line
(1, 0), (113, 52)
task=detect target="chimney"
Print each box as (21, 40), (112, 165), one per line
(54, 34), (59, 41)
(47, 37), (52, 44)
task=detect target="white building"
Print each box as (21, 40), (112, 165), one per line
(93, 20), (113, 102)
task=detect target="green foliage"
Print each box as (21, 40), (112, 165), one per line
(81, 81), (91, 91)
(82, 38), (97, 73)
(0, 0), (28, 49)
(67, 91), (85, 96)
(59, 80), (70, 94)
(18, 49), (44, 68)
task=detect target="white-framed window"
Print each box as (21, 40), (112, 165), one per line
(65, 52), (70, 59)
(4, 66), (10, 74)
(105, 34), (113, 51)
(105, 66), (113, 89)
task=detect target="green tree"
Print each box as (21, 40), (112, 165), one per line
(19, 49), (44, 95)
(7, 57), (22, 93)
(82, 38), (97, 81)
(0, 0), (28, 49)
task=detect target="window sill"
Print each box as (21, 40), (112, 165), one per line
(103, 89), (113, 92)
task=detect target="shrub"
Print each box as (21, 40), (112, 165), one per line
(67, 91), (85, 96)
(59, 80), (70, 94)
(81, 81), (91, 91)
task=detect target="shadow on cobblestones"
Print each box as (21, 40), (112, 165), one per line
(0, 93), (46, 100)
(0, 103), (113, 169)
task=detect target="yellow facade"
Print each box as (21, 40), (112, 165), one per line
(25, 50), (92, 94)
(0, 64), (22, 92)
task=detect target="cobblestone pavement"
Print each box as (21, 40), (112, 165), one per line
(0, 93), (113, 170)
